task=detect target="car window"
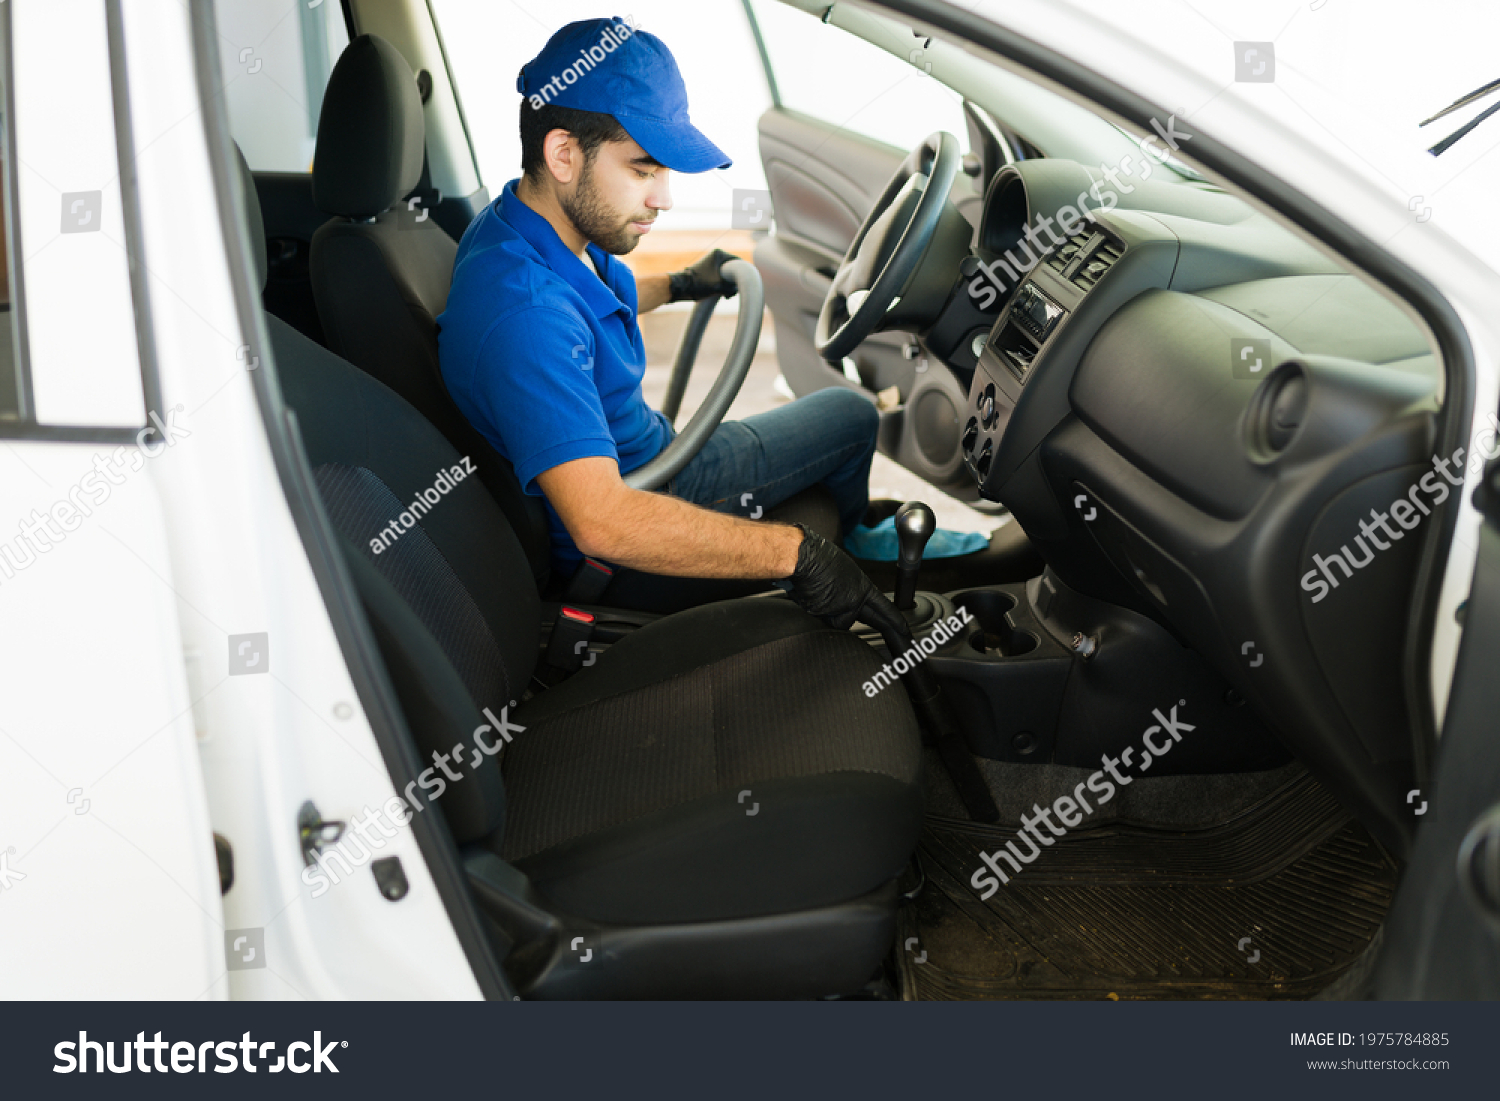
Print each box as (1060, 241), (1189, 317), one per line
(745, 0), (968, 152)
(212, 0), (351, 172)
(2, 0), (148, 433)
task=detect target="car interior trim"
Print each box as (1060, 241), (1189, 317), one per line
(878, 0), (1476, 792)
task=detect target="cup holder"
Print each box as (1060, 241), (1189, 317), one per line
(952, 589), (1038, 657)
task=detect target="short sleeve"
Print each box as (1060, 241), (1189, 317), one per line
(467, 307), (618, 495)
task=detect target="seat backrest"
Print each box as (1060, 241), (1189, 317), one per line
(238, 141), (526, 846)
(308, 33), (553, 589)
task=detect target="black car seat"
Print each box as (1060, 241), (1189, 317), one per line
(306, 34), (845, 615)
(241, 144), (924, 997)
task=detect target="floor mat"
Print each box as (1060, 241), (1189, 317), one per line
(921, 750), (1304, 827)
(896, 770), (1397, 1000)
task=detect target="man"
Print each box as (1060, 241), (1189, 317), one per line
(438, 16), (883, 625)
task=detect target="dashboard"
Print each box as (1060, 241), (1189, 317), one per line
(952, 159), (1442, 855)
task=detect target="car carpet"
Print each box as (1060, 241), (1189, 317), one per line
(898, 755), (1396, 999)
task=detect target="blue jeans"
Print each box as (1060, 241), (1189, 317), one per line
(665, 387), (879, 542)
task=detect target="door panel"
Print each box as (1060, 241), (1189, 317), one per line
(756, 107), (911, 397)
(754, 106), (982, 500)
(760, 108), (900, 256)
(1374, 478), (1500, 997)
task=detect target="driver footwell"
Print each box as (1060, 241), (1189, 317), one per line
(895, 767), (1396, 1000)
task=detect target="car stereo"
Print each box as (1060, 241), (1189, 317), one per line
(988, 281), (1066, 382)
(1010, 282), (1065, 345)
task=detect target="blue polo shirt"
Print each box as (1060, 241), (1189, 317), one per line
(437, 179), (671, 571)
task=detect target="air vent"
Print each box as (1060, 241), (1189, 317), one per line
(1071, 239), (1123, 290)
(1047, 231), (1092, 273)
(1245, 362), (1308, 461)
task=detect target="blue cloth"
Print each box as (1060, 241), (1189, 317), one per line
(843, 517), (988, 561)
(437, 179), (671, 570)
(517, 18), (729, 173)
(667, 387), (879, 543)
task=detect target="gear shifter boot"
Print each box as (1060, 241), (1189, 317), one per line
(896, 590), (945, 634)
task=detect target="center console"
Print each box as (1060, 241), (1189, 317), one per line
(961, 277), (1069, 491)
(858, 498), (1291, 778)
(959, 226), (1127, 499)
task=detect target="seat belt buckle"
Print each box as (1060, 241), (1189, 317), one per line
(563, 557), (614, 603)
(546, 606), (597, 674)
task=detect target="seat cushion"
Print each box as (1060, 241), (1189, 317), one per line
(500, 597), (924, 925)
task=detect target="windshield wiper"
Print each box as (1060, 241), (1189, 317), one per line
(1421, 76), (1500, 156)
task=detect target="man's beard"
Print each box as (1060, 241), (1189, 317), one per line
(559, 160), (651, 256)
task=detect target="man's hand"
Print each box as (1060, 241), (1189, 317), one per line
(786, 523), (880, 630)
(669, 247), (741, 302)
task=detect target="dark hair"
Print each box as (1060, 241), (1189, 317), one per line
(519, 102), (629, 183)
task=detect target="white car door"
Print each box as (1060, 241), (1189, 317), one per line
(0, 0), (222, 998)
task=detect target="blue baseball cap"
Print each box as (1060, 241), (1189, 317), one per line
(517, 17), (730, 174)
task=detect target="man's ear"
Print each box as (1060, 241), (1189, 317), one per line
(542, 128), (581, 185)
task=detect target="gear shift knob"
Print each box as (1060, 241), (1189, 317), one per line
(893, 501), (936, 610)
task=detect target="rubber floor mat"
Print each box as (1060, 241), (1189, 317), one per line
(896, 770), (1397, 1000)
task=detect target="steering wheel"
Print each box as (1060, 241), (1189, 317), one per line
(623, 258), (763, 491)
(814, 132), (961, 364)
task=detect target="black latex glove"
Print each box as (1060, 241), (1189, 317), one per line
(785, 522), (882, 630)
(668, 247), (740, 302)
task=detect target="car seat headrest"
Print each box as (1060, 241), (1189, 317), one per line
(312, 34), (426, 219)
